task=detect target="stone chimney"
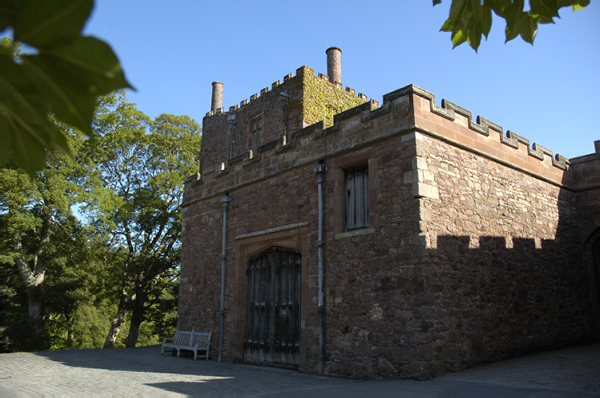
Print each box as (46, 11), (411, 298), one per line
(326, 47), (342, 85)
(211, 81), (223, 112)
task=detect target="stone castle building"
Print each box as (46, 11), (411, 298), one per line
(179, 48), (600, 379)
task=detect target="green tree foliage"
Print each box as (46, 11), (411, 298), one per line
(83, 92), (201, 348)
(434, 0), (589, 51)
(0, 125), (89, 347)
(0, 210), (120, 351)
(41, 223), (120, 350)
(1, 93), (201, 352)
(0, 0), (132, 177)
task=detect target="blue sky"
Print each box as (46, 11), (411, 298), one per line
(81, 0), (599, 159)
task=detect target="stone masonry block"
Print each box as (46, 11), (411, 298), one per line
(412, 183), (439, 200)
(413, 156), (428, 171)
(401, 132), (423, 143)
(422, 170), (433, 182)
(404, 170), (422, 184)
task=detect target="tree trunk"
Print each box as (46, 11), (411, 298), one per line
(67, 330), (74, 349)
(12, 212), (51, 339)
(126, 290), (146, 348)
(28, 294), (43, 336)
(103, 291), (131, 349)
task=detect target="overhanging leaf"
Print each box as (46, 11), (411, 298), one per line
(530, 0), (559, 23)
(503, 0), (527, 42)
(466, 23), (482, 51)
(21, 57), (96, 135)
(481, 6), (493, 38)
(21, 40), (130, 136)
(0, 54), (70, 174)
(573, 0), (589, 11)
(39, 37), (133, 97)
(441, 0), (589, 51)
(449, 0), (467, 20)
(12, 0), (93, 49)
(0, 114), (52, 173)
(0, 0), (15, 32)
(519, 15), (538, 43)
(440, 18), (455, 32)
(452, 29), (468, 48)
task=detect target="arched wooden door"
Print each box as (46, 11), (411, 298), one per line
(244, 246), (301, 369)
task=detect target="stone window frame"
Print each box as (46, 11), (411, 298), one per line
(248, 114), (263, 148)
(330, 148), (377, 239)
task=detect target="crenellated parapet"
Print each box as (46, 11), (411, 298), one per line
(199, 65), (371, 173)
(407, 85), (569, 170)
(203, 66), (371, 119)
(187, 84), (578, 205)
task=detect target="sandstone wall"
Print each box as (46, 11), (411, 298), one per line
(199, 66), (367, 173)
(570, 143), (600, 339)
(179, 195), (224, 355)
(414, 134), (594, 374)
(181, 83), (597, 380)
(571, 144), (600, 242)
(322, 133), (423, 378)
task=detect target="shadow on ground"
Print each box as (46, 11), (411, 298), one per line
(6, 343), (594, 397)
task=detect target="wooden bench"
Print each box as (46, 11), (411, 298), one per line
(161, 329), (212, 360)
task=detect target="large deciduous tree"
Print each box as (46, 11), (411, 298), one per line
(85, 92), (201, 348)
(434, 0), (589, 51)
(0, 127), (87, 342)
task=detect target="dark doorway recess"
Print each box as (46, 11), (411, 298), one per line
(244, 247), (301, 369)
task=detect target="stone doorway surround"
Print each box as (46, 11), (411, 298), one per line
(230, 222), (310, 372)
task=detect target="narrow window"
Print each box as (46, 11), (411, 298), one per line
(345, 165), (369, 231)
(249, 116), (263, 147)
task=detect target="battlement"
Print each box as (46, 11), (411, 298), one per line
(204, 65), (372, 118)
(407, 86), (569, 170)
(185, 84), (580, 207)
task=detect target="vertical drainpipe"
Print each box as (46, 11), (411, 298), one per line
(314, 161), (327, 375)
(218, 193), (231, 362)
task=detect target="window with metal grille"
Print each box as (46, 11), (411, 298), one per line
(249, 116), (263, 147)
(345, 165), (369, 231)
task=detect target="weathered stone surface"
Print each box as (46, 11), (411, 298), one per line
(377, 358), (398, 377)
(180, 63), (599, 382)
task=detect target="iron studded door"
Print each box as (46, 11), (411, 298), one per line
(244, 247), (301, 368)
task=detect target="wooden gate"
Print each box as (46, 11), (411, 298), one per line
(244, 247), (301, 368)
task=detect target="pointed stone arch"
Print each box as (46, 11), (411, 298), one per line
(230, 223), (310, 370)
